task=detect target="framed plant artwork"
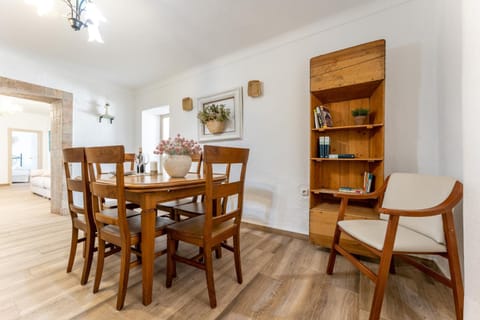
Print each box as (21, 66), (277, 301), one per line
(197, 87), (243, 142)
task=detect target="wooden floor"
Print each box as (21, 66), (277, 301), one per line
(0, 184), (456, 320)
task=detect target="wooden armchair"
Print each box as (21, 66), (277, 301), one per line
(85, 145), (175, 310)
(326, 173), (464, 320)
(165, 145), (249, 308)
(156, 152), (203, 219)
(62, 147), (95, 285)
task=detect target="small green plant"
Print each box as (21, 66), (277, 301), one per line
(351, 108), (369, 117)
(197, 104), (231, 124)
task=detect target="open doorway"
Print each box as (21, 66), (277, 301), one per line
(0, 76), (72, 214)
(9, 129), (43, 183)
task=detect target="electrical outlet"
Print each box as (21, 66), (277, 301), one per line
(300, 187), (309, 198)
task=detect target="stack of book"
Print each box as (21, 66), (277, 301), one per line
(318, 136), (330, 158)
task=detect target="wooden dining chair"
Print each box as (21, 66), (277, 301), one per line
(85, 145), (175, 310)
(156, 152), (203, 219)
(165, 145), (249, 308)
(326, 173), (464, 320)
(173, 160), (231, 221)
(96, 152), (139, 210)
(63, 147), (96, 285)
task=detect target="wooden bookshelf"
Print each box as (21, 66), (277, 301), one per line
(309, 40), (385, 257)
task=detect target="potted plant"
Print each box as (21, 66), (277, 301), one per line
(154, 134), (201, 177)
(197, 103), (231, 134)
(351, 108), (369, 125)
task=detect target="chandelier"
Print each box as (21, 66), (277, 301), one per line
(26, 0), (105, 43)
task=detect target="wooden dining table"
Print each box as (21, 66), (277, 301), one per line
(98, 172), (225, 306)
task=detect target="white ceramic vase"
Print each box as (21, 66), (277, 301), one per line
(163, 154), (192, 178)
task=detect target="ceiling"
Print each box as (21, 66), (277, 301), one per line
(0, 0), (380, 89)
(0, 95), (50, 116)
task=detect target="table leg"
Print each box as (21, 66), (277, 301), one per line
(141, 207), (156, 305)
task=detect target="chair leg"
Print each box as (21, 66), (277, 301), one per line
(326, 225), (341, 274)
(80, 232), (95, 285)
(93, 238), (105, 293)
(116, 246), (130, 310)
(233, 233), (242, 284)
(204, 246), (217, 308)
(369, 252), (393, 320)
(443, 212), (464, 320)
(166, 234), (176, 288)
(67, 227), (78, 273)
(369, 216), (399, 320)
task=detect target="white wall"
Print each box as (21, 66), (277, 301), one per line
(462, 0), (480, 317)
(0, 46), (137, 154)
(136, 0), (442, 234)
(0, 112), (50, 183)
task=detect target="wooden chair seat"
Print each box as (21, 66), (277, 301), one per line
(101, 208), (140, 219)
(173, 202), (206, 219)
(173, 162), (231, 221)
(101, 216), (175, 242)
(167, 215), (235, 242)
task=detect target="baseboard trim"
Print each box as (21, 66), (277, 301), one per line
(241, 221), (308, 241)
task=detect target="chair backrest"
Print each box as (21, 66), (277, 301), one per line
(203, 145), (249, 238)
(189, 152), (203, 174)
(95, 152), (136, 175)
(63, 147), (95, 231)
(124, 153), (136, 171)
(380, 172), (459, 244)
(85, 146), (129, 241)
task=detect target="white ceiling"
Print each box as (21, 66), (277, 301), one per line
(0, 0), (380, 89)
(0, 95), (50, 115)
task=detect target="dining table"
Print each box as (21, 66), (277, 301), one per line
(98, 171), (225, 306)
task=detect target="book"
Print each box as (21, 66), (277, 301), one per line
(315, 106), (324, 127)
(338, 153), (355, 158)
(363, 171), (375, 192)
(319, 136), (325, 158)
(313, 109), (319, 128)
(338, 187), (365, 194)
(328, 153), (355, 159)
(324, 136), (330, 158)
(320, 105), (333, 127)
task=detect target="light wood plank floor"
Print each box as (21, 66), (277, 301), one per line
(0, 184), (455, 320)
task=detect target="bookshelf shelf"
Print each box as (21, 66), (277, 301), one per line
(309, 40), (385, 257)
(312, 123), (383, 132)
(311, 157), (383, 162)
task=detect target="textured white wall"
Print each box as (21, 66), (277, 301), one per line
(136, 0), (442, 234)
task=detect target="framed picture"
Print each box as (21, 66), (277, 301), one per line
(197, 87), (243, 142)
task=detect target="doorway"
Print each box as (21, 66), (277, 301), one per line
(0, 76), (73, 214)
(9, 129), (42, 183)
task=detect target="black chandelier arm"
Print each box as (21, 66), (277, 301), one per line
(62, 0), (89, 30)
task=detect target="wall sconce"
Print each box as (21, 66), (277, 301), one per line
(182, 97), (193, 111)
(99, 102), (114, 123)
(248, 80), (263, 97)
